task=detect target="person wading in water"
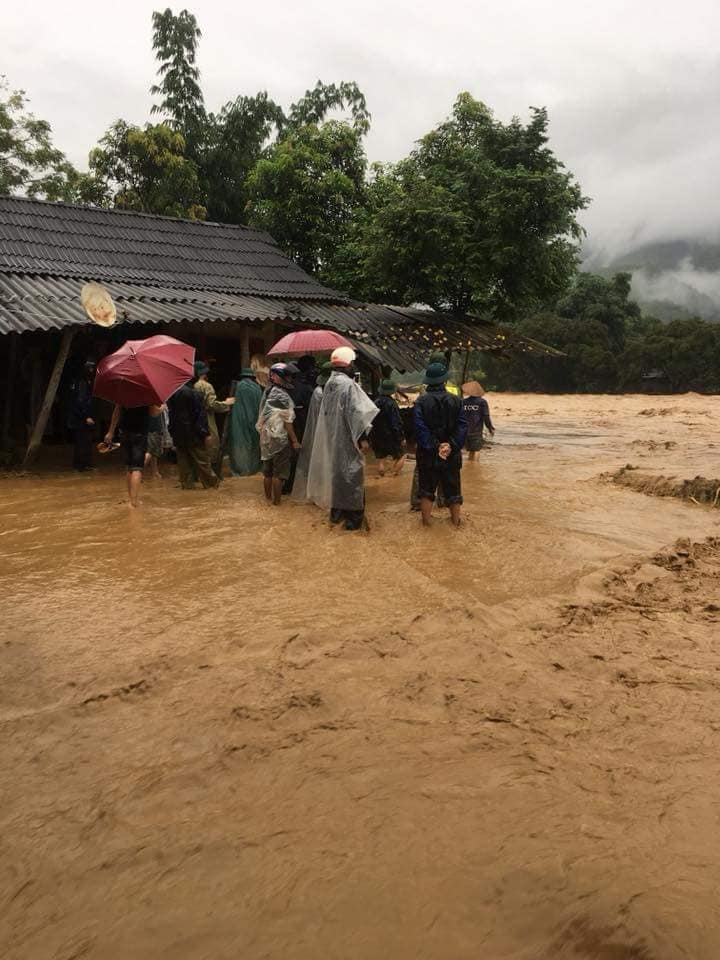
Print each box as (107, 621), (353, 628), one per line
(306, 347), (378, 531)
(256, 363), (300, 505)
(413, 362), (468, 527)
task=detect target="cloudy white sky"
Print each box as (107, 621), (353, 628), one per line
(3, 0), (719, 260)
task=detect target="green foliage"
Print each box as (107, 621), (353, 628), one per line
(200, 93), (285, 223)
(485, 273), (720, 394)
(331, 93), (588, 319)
(89, 120), (206, 219)
(0, 78), (81, 199)
(285, 81), (370, 136)
(202, 81), (369, 228)
(556, 272), (639, 352)
(619, 318), (720, 392)
(485, 273), (644, 392)
(150, 8), (204, 138)
(247, 120), (367, 277)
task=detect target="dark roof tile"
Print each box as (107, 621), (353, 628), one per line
(0, 196), (344, 301)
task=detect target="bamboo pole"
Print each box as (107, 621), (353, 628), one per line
(2, 332), (18, 448)
(23, 328), (75, 469)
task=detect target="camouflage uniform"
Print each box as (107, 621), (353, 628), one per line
(194, 378), (230, 478)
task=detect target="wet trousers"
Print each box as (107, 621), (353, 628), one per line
(72, 425), (94, 471)
(330, 493), (365, 531)
(176, 442), (219, 489)
(410, 464), (446, 509)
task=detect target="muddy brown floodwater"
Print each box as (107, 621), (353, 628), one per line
(2, 393), (720, 960)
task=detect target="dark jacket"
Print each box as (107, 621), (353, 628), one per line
(413, 386), (468, 461)
(67, 378), (94, 430)
(167, 382), (209, 447)
(289, 375), (316, 442)
(462, 396), (494, 436)
(370, 395), (405, 451)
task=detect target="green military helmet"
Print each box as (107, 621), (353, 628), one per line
(428, 349), (448, 368)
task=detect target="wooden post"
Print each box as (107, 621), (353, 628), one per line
(461, 348), (470, 387)
(23, 328), (75, 469)
(2, 332), (18, 448)
(240, 321), (250, 370)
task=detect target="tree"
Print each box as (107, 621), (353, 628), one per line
(150, 8), (205, 140)
(619, 317), (720, 392)
(205, 80), (369, 228)
(89, 120), (205, 219)
(201, 93), (285, 223)
(285, 81), (370, 135)
(484, 273), (643, 392)
(247, 119), (367, 277)
(0, 77), (83, 199)
(555, 272), (640, 353)
(333, 93), (588, 320)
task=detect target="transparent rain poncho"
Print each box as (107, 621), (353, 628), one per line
(306, 371), (378, 511)
(292, 385), (323, 502)
(256, 385), (295, 460)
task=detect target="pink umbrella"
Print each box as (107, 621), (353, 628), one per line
(94, 335), (195, 407)
(267, 329), (354, 357)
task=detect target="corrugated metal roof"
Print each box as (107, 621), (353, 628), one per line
(0, 197), (563, 368)
(0, 273), (562, 369)
(0, 196), (345, 301)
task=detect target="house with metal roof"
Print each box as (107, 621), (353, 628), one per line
(0, 196), (559, 462)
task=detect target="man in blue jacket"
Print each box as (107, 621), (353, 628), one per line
(413, 362), (468, 527)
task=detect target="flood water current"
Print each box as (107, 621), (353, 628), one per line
(2, 392), (720, 959)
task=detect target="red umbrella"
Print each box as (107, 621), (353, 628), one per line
(267, 329), (354, 356)
(94, 335), (195, 408)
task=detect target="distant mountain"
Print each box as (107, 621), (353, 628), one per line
(583, 239), (720, 322)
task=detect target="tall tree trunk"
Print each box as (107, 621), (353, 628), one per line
(23, 328), (75, 470)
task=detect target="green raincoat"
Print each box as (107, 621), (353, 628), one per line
(228, 378), (262, 476)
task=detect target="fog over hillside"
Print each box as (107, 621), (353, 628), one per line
(582, 240), (720, 322)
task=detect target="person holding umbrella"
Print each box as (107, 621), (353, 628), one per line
(292, 361), (332, 503)
(103, 401), (156, 508)
(93, 335), (197, 506)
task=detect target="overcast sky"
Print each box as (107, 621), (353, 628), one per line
(4, 0), (719, 260)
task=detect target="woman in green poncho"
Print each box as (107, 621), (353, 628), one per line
(228, 368), (263, 476)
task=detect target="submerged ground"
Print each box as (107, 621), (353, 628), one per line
(1, 393), (719, 960)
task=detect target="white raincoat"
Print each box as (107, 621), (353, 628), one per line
(306, 370), (378, 511)
(291, 385), (323, 502)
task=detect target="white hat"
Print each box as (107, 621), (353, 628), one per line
(330, 346), (356, 367)
(80, 283), (116, 327)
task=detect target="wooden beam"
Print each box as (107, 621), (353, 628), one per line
(240, 321), (250, 369)
(23, 327), (75, 470)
